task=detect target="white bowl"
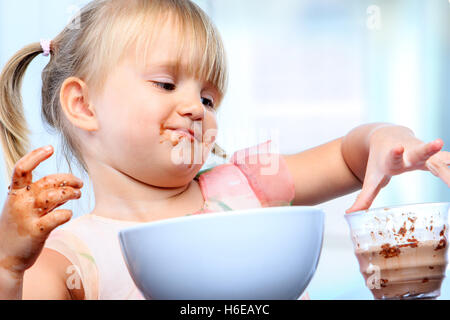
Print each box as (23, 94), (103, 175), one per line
(118, 206), (325, 300)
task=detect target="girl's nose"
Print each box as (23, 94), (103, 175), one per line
(178, 102), (205, 121)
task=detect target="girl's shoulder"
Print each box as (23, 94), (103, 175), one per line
(44, 214), (102, 300)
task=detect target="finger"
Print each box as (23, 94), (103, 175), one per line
(385, 145), (405, 172)
(35, 187), (81, 214)
(438, 151), (450, 165)
(10, 145), (54, 190)
(34, 174), (83, 190)
(36, 209), (72, 234)
(426, 159), (450, 188)
(346, 176), (386, 214)
(405, 139), (443, 167)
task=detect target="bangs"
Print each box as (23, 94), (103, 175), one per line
(87, 0), (228, 104)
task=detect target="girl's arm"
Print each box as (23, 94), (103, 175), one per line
(0, 145), (84, 299)
(0, 248), (83, 300)
(283, 123), (390, 206)
(282, 136), (363, 206)
(0, 268), (22, 299)
(282, 122), (448, 210)
(23, 248), (85, 300)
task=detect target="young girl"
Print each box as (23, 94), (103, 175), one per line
(0, 0), (449, 300)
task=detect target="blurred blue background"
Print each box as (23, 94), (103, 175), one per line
(0, 0), (449, 299)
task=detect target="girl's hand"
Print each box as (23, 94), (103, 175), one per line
(346, 127), (450, 213)
(0, 146), (83, 277)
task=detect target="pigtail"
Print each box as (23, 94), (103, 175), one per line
(0, 42), (43, 180)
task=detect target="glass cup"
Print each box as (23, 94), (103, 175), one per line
(345, 202), (449, 300)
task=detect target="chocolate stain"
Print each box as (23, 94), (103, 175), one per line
(399, 238), (418, 248)
(435, 238), (446, 251)
(440, 225), (446, 237)
(434, 225), (447, 251)
(397, 224), (407, 237)
(0, 257), (24, 279)
(379, 243), (401, 258)
(408, 217), (417, 223)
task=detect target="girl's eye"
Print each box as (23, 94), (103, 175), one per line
(201, 97), (215, 109)
(152, 82), (176, 91)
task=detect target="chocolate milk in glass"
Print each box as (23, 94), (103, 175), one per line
(346, 203), (449, 300)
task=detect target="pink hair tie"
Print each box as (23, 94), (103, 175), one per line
(40, 39), (52, 57)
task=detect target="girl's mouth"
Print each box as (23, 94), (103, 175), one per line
(159, 124), (203, 146)
(162, 128), (198, 144)
(172, 129), (195, 142)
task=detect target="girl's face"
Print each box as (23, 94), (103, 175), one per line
(90, 21), (219, 188)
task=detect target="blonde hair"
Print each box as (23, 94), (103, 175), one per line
(0, 0), (228, 180)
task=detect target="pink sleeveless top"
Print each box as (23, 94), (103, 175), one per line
(44, 140), (295, 300)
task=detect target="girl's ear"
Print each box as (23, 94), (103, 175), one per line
(60, 77), (99, 132)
